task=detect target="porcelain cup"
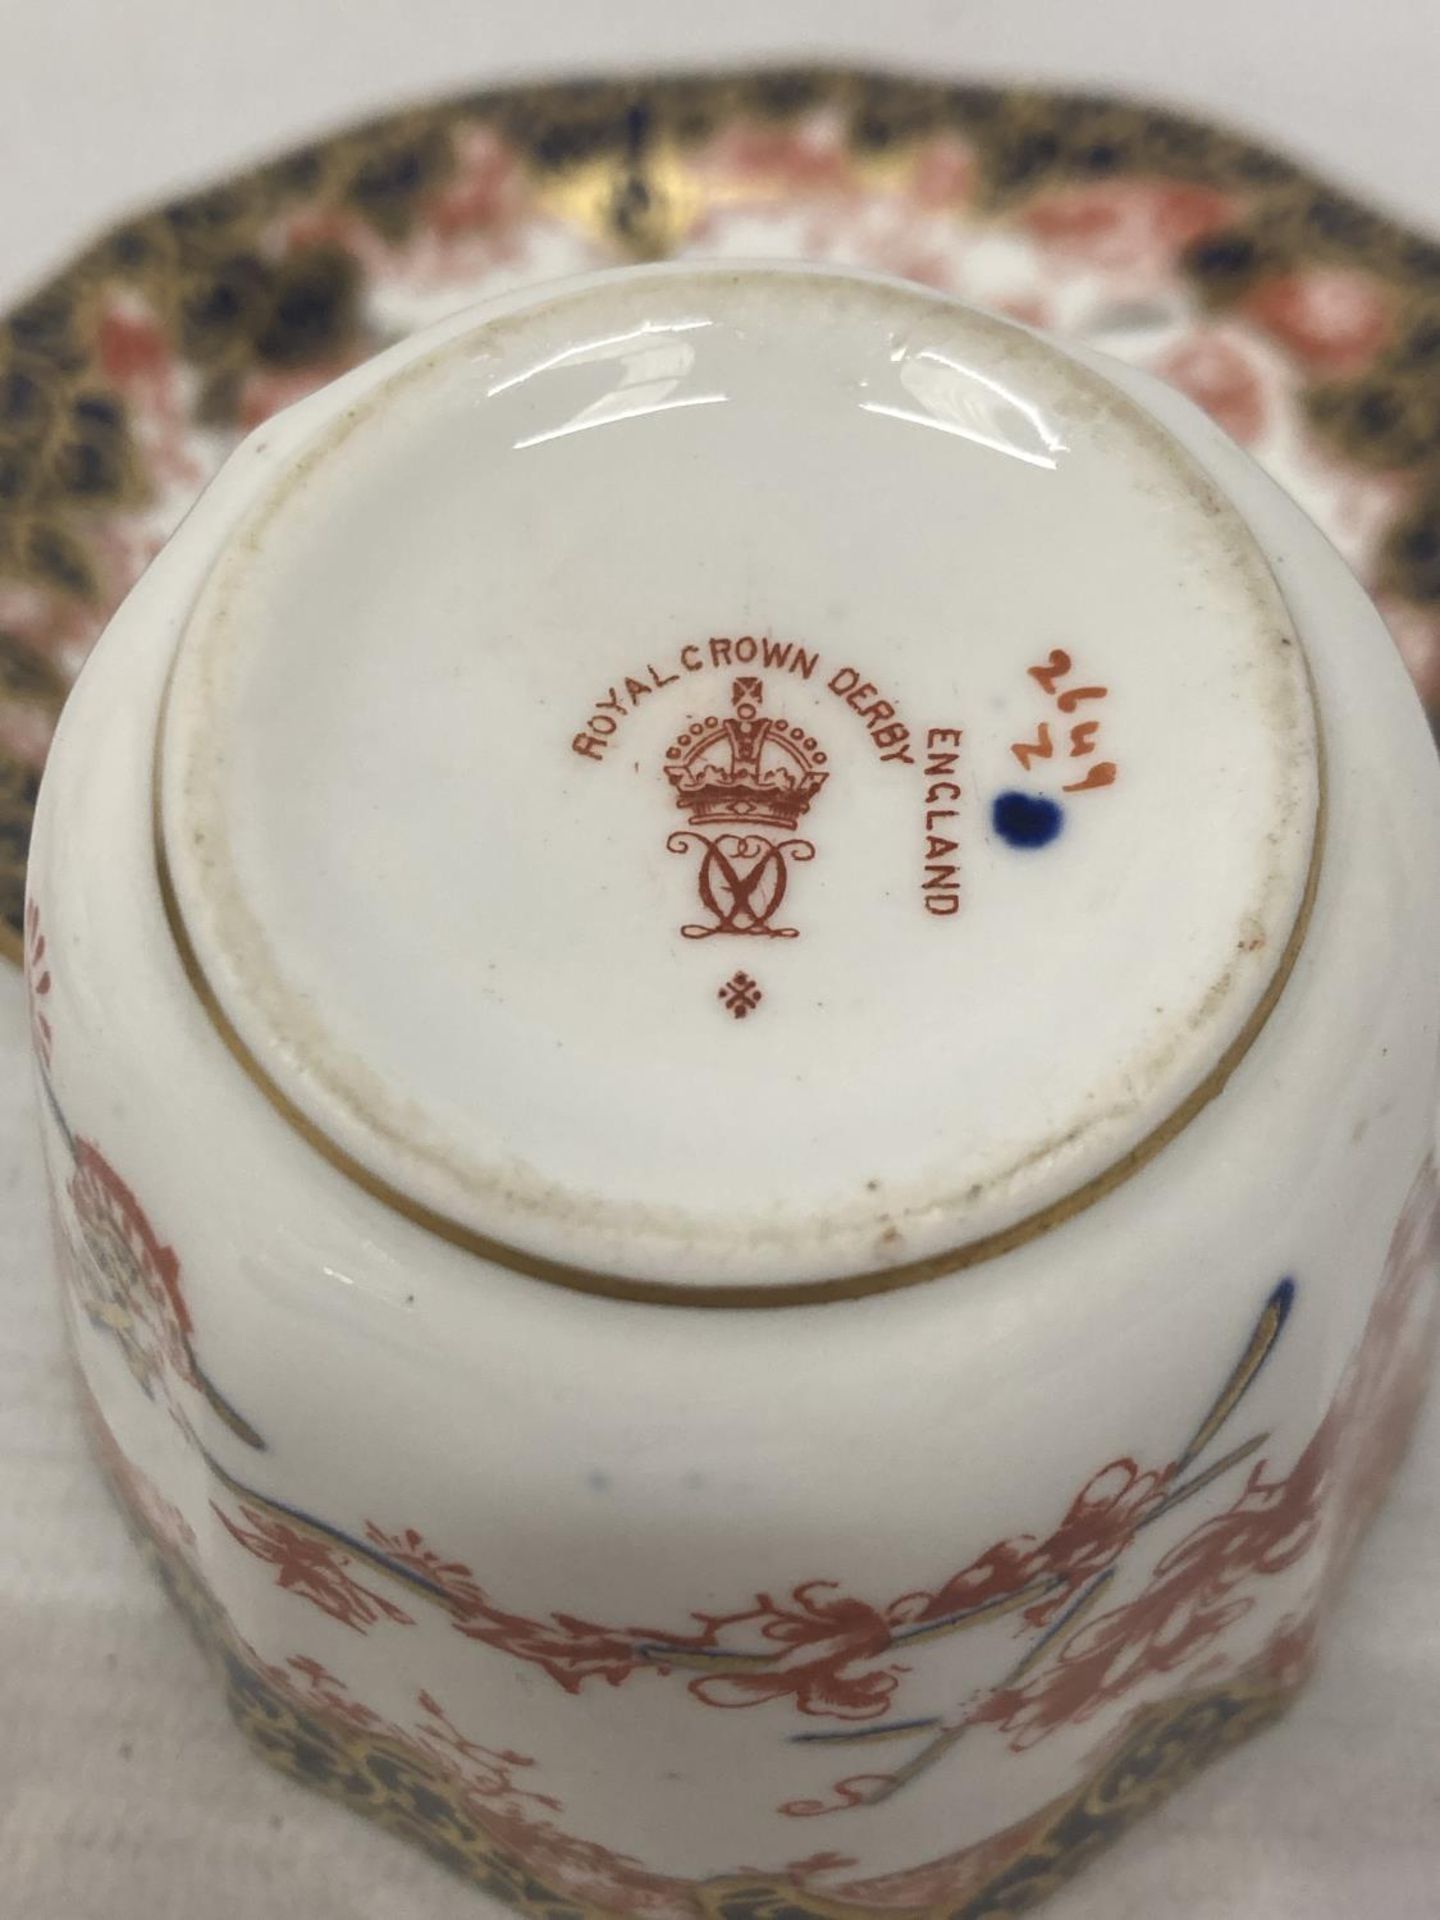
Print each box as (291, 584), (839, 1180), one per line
(27, 261), (1440, 1919)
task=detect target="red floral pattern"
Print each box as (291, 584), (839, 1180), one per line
(211, 1282), (1285, 1745)
(203, 1281), (1300, 1826)
(214, 1451), (1191, 1728)
(23, 897), (51, 1070)
(103, 1442), (1331, 1920)
(973, 1445), (1325, 1749)
(791, 1171), (1439, 1811)
(48, 870), (1436, 1880)
(53, 1008), (1438, 1841)
(44, 683), (1432, 1907)
(201, 1177), (1439, 1832)
(263, 1651), (689, 1912)
(39, 955), (268, 1450)
(215, 1501), (415, 1631)
(82, 1156), (1435, 1920)
(6, 75), (1440, 969)
(63, 1137), (197, 1405)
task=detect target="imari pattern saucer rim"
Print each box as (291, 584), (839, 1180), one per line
(4, 62), (1440, 966)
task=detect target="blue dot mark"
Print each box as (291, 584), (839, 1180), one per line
(1267, 1276), (1296, 1331)
(992, 790), (1064, 849)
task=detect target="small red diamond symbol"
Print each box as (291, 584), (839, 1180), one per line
(719, 971), (762, 1019)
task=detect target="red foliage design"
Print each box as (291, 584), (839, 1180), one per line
(922, 1459), (1170, 1630)
(274, 1657), (563, 1812)
(24, 898), (52, 1070)
(363, 1522), (649, 1690)
(673, 1456), (1170, 1723)
(265, 1656), (690, 1913)
(65, 1137), (196, 1404)
(413, 1689), (563, 1814)
(971, 1175), (1439, 1756)
(344, 1458), (1178, 1728)
(684, 1584), (925, 1720)
(215, 1501), (414, 1632)
(90, 1163), (1437, 1920)
(974, 1446), (1325, 1748)
(201, 1175), (1437, 1837)
(781, 1773), (902, 1819)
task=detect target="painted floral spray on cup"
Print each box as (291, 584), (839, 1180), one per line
(28, 263), (1440, 1917)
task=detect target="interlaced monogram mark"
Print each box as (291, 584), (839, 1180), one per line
(664, 678), (828, 952)
(666, 833), (816, 939)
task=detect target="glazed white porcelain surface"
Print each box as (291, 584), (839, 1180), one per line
(26, 263), (1440, 1915)
(157, 271), (1317, 1291)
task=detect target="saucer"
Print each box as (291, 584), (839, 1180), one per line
(3, 64), (1439, 965)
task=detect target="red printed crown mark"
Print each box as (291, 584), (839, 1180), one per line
(665, 678), (829, 833)
(665, 680), (829, 944)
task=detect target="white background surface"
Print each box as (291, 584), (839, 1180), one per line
(2, 3), (1440, 1915)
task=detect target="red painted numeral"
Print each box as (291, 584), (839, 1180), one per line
(1027, 649), (1072, 697)
(1055, 683), (1108, 713)
(1011, 721), (1054, 770)
(1062, 760), (1118, 793)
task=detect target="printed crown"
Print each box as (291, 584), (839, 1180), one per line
(665, 678), (828, 830)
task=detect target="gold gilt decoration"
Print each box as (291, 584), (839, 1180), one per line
(6, 66), (1440, 959)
